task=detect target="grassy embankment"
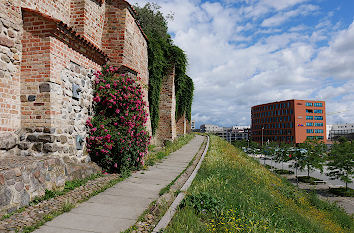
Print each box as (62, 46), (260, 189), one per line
(165, 135), (353, 233)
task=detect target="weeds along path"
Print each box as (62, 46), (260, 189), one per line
(33, 135), (205, 233)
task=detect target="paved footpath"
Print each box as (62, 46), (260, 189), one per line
(34, 135), (204, 233)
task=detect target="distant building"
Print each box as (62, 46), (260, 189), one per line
(328, 123), (354, 141)
(191, 120), (196, 130)
(200, 124), (250, 142)
(326, 125), (333, 139)
(215, 128), (249, 142)
(200, 124), (223, 132)
(232, 125), (250, 130)
(251, 99), (326, 144)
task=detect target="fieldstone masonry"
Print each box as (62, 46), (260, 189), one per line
(0, 0), (189, 214)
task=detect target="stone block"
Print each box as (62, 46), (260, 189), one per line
(4, 170), (15, 180)
(0, 132), (18, 150)
(32, 143), (43, 152)
(39, 83), (51, 92)
(0, 174), (4, 185)
(26, 135), (38, 142)
(0, 188), (12, 208)
(44, 128), (56, 134)
(27, 95), (36, 102)
(15, 182), (24, 192)
(38, 135), (55, 143)
(0, 35), (14, 47)
(18, 142), (30, 150)
(43, 143), (58, 153)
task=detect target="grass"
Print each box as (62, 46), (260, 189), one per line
(329, 187), (354, 197)
(144, 133), (195, 167)
(297, 176), (324, 185)
(165, 136), (353, 233)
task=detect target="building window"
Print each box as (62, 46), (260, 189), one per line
(316, 136), (324, 140)
(314, 109), (323, 113)
(306, 109), (313, 113)
(306, 102), (313, 106)
(314, 123), (323, 127)
(307, 136), (314, 140)
(306, 122), (313, 126)
(314, 103), (323, 107)
(307, 129), (314, 133)
(314, 116), (323, 120)
(315, 129), (324, 133)
(306, 116), (313, 120)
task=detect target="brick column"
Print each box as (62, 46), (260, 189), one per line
(176, 113), (186, 136)
(155, 66), (176, 144)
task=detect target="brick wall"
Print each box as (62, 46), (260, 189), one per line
(18, 10), (101, 161)
(176, 113), (186, 136)
(21, 0), (71, 25)
(70, 0), (105, 48)
(1, 0), (154, 155)
(0, 1), (22, 133)
(155, 67), (177, 145)
(102, 0), (152, 135)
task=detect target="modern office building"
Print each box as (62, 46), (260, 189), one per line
(251, 100), (326, 144)
(328, 123), (354, 141)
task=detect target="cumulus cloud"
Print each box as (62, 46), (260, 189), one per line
(133, 0), (354, 127)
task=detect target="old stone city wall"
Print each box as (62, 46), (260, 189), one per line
(0, 0), (157, 214)
(0, 0), (190, 214)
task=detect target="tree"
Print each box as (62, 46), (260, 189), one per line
(262, 142), (277, 165)
(274, 142), (291, 170)
(297, 139), (326, 177)
(327, 140), (354, 190)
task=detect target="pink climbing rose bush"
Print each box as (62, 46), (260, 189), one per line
(86, 65), (150, 173)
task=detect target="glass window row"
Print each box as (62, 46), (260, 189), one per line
(307, 136), (324, 140)
(253, 109), (293, 118)
(306, 116), (323, 120)
(306, 129), (324, 134)
(253, 122), (294, 129)
(253, 102), (291, 112)
(253, 116), (292, 124)
(306, 102), (323, 107)
(306, 122), (324, 127)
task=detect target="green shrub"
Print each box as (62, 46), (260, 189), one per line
(86, 66), (150, 173)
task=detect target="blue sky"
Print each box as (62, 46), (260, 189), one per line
(134, 0), (354, 128)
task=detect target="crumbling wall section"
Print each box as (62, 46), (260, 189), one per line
(155, 67), (176, 145)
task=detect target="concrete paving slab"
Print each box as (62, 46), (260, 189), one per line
(32, 226), (99, 233)
(103, 186), (157, 198)
(45, 212), (131, 233)
(34, 135), (205, 233)
(70, 201), (148, 218)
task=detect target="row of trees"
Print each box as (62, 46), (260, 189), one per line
(233, 138), (353, 190)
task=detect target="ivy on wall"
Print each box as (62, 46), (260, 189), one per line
(135, 3), (194, 134)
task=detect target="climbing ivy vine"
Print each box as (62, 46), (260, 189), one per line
(135, 3), (194, 134)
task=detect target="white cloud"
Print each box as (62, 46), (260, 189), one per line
(261, 4), (319, 27)
(133, 0), (354, 127)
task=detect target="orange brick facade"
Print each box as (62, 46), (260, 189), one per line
(251, 99), (326, 144)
